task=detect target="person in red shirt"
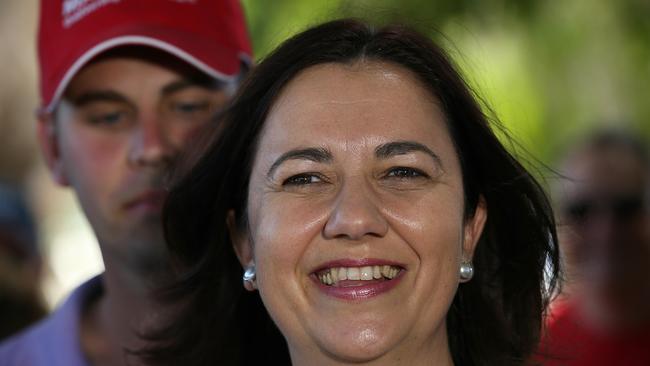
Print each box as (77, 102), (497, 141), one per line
(538, 129), (650, 365)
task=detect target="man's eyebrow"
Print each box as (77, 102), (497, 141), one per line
(161, 79), (225, 96)
(267, 147), (333, 178)
(375, 141), (443, 166)
(71, 90), (131, 107)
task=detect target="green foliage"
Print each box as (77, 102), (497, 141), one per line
(241, 0), (650, 171)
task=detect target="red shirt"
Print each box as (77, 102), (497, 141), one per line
(536, 300), (650, 366)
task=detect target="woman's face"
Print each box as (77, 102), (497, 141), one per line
(233, 61), (486, 364)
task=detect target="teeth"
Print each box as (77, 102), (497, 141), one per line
(338, 267), (348, 281)
(348, 267), (360, 280)
(317, 265), (401, 286)
(381, 265), (391, 277)
(360, 266), (373, 280)
(373, 266), (381, 279)
(331, 268), (338, 282)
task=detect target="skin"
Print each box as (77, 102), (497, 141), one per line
(38, 53), (229, 366)
(232, 61), (487, 365)
(557, 146), (650, 332)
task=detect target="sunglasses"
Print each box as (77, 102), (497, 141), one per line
(563, 194), (648, 223)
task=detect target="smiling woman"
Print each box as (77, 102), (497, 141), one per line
(140, 19), (560, 366)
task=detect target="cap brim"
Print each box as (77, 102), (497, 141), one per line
(45, 29), (250, 113)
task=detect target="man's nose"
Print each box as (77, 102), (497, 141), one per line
(127, 115), (175, 167)
(323, 179), (389, 241)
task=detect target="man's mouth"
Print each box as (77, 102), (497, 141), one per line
(123, 190), (167, 212)
(315, 265), (403, 286)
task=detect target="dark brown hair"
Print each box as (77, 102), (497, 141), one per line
(142, 19), (560, 366)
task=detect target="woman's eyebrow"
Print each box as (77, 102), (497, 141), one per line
(266, 147), (332, 178)
(375, 141), (443, 166)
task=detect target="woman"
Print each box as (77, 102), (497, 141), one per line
(142, 19), (560, 365)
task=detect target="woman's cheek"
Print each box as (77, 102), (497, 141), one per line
(253, 196), (328, 281)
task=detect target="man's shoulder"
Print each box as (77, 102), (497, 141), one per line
(0, 310), (60, 365)
(0, 275), (103, 366)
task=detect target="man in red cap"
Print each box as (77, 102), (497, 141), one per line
(0, 1), (251, 365)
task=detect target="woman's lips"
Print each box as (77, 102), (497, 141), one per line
(311, 259), (405, 301)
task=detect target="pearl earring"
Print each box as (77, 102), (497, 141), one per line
(243, 264), (257, 291)
(459, 261), (474, 282)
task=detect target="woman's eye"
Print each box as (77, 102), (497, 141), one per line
(386, 167), (428, 179)
(282, 173), (323, 186)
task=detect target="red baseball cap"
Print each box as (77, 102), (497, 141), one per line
(38, 0), (252, 113)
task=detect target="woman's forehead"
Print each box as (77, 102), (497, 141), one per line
(271, 61), (437, 112)
(260, 61), (448, 147)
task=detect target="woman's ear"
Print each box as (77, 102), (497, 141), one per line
(228, 210), (257, 291)
(227, 210), (253, 267)
(462, 196), (488, 260)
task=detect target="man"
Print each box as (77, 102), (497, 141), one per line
(539, 129), (650, 365)
(0, 1), (251, 365)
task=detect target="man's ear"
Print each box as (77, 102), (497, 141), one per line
(36, 110), (69, 186)
(462, 196), (488, 260)
(227, 210), (253, 267)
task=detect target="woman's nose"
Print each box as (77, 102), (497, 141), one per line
(323, 180), (389, 241)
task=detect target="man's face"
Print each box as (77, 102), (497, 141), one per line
(558, 146), (650, 329)
(40, 51), (230, 275)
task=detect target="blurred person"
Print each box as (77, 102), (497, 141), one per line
(0, 1), (251, 366)
(0, 183), (46, 341)
(140, 19), (560, 366)
(538, 129), (650, 365)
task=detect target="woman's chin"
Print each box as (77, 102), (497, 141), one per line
(308, 323), (403, 364)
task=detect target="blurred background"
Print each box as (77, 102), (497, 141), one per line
(0, 0), (648, 313)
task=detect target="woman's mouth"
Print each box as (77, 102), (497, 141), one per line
(311, 261), (405, 300)
(316, 265), (402, 286)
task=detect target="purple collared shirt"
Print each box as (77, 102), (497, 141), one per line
(0, 276), (103, 366)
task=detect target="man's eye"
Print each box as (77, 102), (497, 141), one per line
(171, 101), (211, 115)
(386, 167), (427, 179)
(87, 111), (127, 126)
(282, 173), (323, 186)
